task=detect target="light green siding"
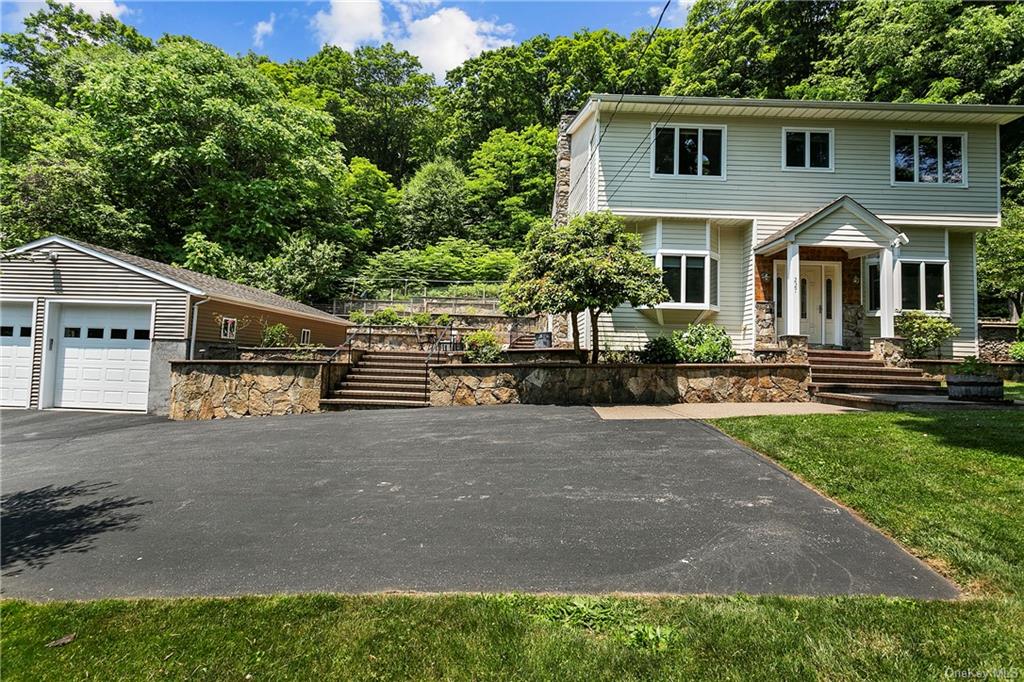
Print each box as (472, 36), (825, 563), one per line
(661, 219), (706, 251)
(569, 114), (597, 215)
(636, 223), (657, 253)
(900, 227), (947, 260)
(946, 231), (978, 357)
(596, 114), (1000, 238)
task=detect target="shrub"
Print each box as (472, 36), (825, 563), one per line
(409, 311), (433, 327)
(1018, 317), (1024, 340)
(601, 348), (640, 364)
(348, 310), (369, 325)
(675, 324), (733, 363)
(895, 310), (961, 358)
(433, 313), (453, 327)
(260, 322), (293, 347)
(1009, 341), (1024, 362)
(368, 308), (402, 326)
(638, 336), (681, 364)
(952, 356), (994, 376)
(464, 330), (503, 363)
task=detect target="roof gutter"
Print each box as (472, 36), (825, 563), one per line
(188, 297), (211, 360)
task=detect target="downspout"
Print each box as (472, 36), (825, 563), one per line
(188, 297), (211, 360)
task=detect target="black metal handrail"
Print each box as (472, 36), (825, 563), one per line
(425, 323), (459, 367)
(325, 324), (374, 364)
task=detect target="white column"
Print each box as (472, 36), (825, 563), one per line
(879, 246), (895, 337)
(785, 241), (801, 336)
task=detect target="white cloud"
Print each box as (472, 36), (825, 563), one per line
(253, 12), (276, 48)
(394, 7), (513, 79)
(312, 0), (385, 51)
(648, 1), (691, 27)
(3, 0), (131, 31)
(309, 0), (514, 80)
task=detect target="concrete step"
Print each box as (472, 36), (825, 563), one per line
(343, 374), (428, 385)
(320, 398), (429, 410)
(350, 366), (426, 376)
(808, 357), (886, 367)
(812, 392), (897, 411)
(808, 364), (924, 376)
(807, 350), (874, 359)
(332, 388), (427, 399)
(811, 374), (939, 386)
(809, 382), (947, 395)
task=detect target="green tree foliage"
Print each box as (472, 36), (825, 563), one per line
(666, 0), (837, 98)
(0, 0), (153, 104)
(340, 157), (400, 250)
(466, 125), (557, 246)
(978, 203), (1024, 319)
(397, 158), (470, 247)
(358, 238), (519, 290)
(503, 213), (667, 363)
(299, 44), (435, 180)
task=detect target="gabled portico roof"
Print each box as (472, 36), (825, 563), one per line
(755, 195), (901, 255)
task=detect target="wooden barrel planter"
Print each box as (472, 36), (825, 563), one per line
(946, 374), (1004, 401)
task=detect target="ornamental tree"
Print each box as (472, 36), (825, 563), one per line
(502, 212), (668, 363)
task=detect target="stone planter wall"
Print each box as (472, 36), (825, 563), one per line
(169, 361), (337, 420)
(978, 322), (1019, 362)
(912, 360), (1024, 382)
(429, 363), (810, 407)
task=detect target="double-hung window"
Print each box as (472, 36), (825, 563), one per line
(892, 132), (965, 185)
(898, 261), (948, 313)
(652, 125), (725, 178)
(783, 128), (833, 171)
(659, 253), (719, 307)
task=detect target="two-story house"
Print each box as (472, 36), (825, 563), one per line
(556, 95), (1022, 358)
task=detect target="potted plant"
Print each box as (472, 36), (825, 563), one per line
(947, 356), (1004, 402)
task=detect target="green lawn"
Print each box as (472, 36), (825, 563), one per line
(4, 410), (1023, 680)
(1005, 381), (1024, 402)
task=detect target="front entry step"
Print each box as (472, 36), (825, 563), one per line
(808, 348), (945, 403)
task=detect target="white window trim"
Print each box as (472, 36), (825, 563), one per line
(220, 317), (237, 340)
(649, 123), (728, 181)
(895, 259), (951, 316)
(864, 256), (881, 316)
(300, 328), (311, 345)
(653, 249), (720, 310)
(781, 127), (835, 172)
(890, 131), (968, 187)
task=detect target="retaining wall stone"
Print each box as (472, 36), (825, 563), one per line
(169, 361), (325, 420)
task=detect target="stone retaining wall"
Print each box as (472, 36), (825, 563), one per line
(169, 361), (337, 420)
(978, 322), (1019, 362)
(912, 360), (1024, 382)
(429, 363), (810, 407)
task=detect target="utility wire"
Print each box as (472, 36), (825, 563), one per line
(564, 0), (673, 205)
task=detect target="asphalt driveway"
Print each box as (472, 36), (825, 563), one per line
(0, 406), (957, 600)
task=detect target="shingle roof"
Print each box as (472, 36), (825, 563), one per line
(55, 236), (349, 325)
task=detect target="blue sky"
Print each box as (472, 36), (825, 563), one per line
(3, 1), (690, 79)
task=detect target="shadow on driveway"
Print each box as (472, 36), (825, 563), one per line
(2, 481), (150, 576)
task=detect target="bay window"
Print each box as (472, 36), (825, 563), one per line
(892, 132), (965, 185)
(652, 125), (726, 178)
(657, 252), (719, 308)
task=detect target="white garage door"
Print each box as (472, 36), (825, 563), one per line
(1, 302), (34, 407)
(54, 304), (152, 411)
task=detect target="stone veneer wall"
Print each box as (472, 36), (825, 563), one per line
(429, 363), (810, 407)
(912, 360), (1024, 382)
(169, 361), (330, 420)
(978, 322), (1019, 362)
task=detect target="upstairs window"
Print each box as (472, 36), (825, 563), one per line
(652, 125), (725, 178)
(783, 128), (833, 170)
(893, 132), (965, 185)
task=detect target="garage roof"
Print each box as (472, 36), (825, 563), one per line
(11, 235), (349, 326)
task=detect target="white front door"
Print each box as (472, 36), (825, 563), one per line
(53, 304), (152, 411)
(799, 266), (823, 343)
(1, 302), (34, 407)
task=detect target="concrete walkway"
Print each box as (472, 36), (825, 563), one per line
(594, 402), (862, 420)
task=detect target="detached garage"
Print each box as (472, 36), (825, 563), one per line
(1, 235), (351, 415)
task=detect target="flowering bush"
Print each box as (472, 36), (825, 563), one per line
(464, 330), (502, 363)
(895, 310), (960, 358)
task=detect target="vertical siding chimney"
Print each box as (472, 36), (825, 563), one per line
(551, 111), (577, 227)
